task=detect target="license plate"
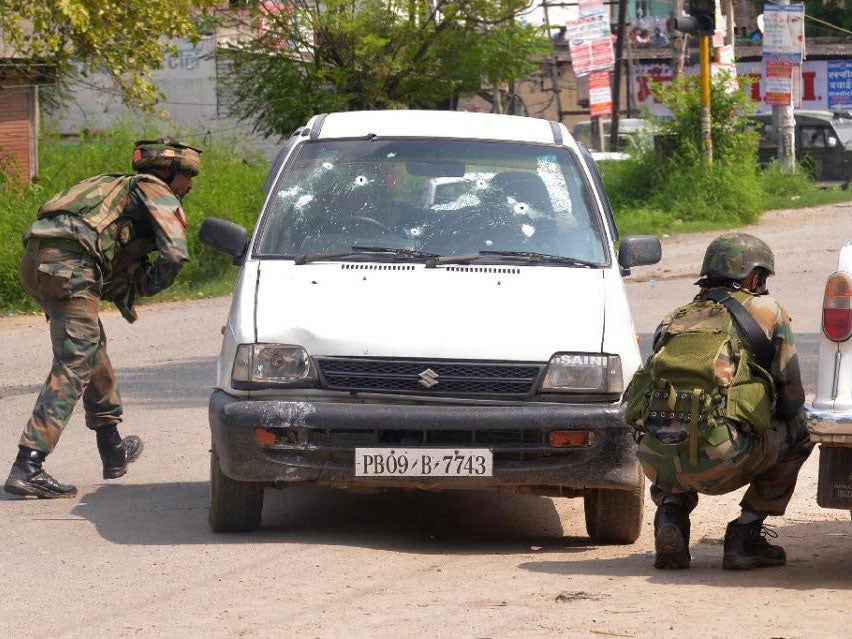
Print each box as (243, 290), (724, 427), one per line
(354, 448), (493, 477)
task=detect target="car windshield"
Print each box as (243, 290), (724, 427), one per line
(255, 138), (608, 265)
(835, 122), (852, 145)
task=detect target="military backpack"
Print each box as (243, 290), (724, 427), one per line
(623, 290), (776, 466)
(37, 172), (167, 264)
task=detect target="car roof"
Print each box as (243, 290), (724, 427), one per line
(750, 110), (846, 125)
(572, 118), (651, 132)
(304, 110), (567, 146)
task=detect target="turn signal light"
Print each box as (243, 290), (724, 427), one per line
(548, 430), (596, 448)
(253, 427), (277, 446)
(823, 272), (852, 342)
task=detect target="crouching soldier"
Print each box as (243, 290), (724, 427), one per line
(4, 138), (202, 499)
(624, 233), (813, 570)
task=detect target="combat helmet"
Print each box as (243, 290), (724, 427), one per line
(132, 137), (202, 177)
(700, 232), (775, 281)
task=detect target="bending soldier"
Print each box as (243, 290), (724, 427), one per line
(624, 232), (814, 570)
(4, 138), (202, 499)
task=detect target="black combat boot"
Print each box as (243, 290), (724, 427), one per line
(722, 518), (786, 570)
(653, 502), (691, 569)
(97, 427), (144, 480)
(3, 447), (77, 499)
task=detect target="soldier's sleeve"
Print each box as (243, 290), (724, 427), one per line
(134, 180), (190, 297)
(749, 295), (805, 417)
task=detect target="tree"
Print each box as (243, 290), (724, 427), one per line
(802, 1), (852, 37)
(219, 0), (550, 137)
(0, 0), (218, 108)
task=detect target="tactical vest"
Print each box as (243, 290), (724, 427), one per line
(37, 173), (166, 265)
(624, 295), (776, 466)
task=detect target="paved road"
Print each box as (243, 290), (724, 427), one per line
(1, 204), (850, 638)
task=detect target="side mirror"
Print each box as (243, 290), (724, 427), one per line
(618, 235), (662, 270)
(827, 136), (838, 148)
(198, 217), (248, 265)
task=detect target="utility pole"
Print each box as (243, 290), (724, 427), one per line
(773, 0), (796, 172)
(699, 33), (713, 165)
(609, 0), (628, 152)
(671, 0), (687, 80)
(673, 0), (716, 165)
(724, 0), (734, 46)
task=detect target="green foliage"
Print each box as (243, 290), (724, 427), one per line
(0, 122), (269, 314)
(651, 72), (760, 165)
(602, 73), (768, 235)
(0, 0), (219, 108)
(802, 0), (852, 37)
(220, 0), (551, 136)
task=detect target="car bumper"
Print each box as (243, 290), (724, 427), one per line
(209, 389), (640, 493)
(806, 402), (852, 445)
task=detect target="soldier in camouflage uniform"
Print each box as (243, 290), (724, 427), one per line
(4, 138), (201, 499)
(627, 232), (813, 570)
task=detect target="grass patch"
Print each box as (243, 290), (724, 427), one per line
(0, 121), (269, 315)
(601, 154), (852, 238)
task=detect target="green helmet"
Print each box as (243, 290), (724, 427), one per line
(700, 232), (775, 280)
(132, 137), (202, 177)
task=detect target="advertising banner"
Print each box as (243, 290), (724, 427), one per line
(589, 71), (613, 117)
(632, 60), (832, 116)
(765, 62), (793, 106)
(566, 10), (614, 77)
(762, 4), (805, 64)
(827, 61), (852, 109)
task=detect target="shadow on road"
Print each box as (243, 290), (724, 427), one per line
(115, 357), (216, 407)
(520, 518), (852, 590)
(72, 481), (599, 554)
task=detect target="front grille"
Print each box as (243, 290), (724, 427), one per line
(270, 427), (570, 461)
(315, 357), (545, 398)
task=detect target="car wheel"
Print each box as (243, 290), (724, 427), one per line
(583, 465), (644, 544)
(209, 448), (264, 533)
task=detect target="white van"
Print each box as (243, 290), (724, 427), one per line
(199, 110), (662, 542)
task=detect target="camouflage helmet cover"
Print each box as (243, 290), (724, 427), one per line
(132, 137), (202, 177)
(700, 232), (775, 280)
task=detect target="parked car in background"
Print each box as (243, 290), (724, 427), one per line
(749, 110), (852, 188)
(199, 109), (662, 541)
(806, 242), (852, 520)
(571, 118), (654, 157)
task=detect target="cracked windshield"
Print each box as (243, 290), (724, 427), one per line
(257, 138), (608, 264)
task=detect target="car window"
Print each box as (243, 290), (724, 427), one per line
(255, 138), (608, 264)
(801, 126), (830, 149)
(834, 122), (852, 145)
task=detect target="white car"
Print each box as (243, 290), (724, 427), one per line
(199, 110), (661, 539)
(807, 242), (852, 518)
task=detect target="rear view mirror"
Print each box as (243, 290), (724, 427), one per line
(407, 161), (466, 177)
(618, 235), (662, 270)
(199, 217), (248, 265)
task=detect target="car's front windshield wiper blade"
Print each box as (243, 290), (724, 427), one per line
(427, 250), (599, 268)
(295, 246), (440, 265)
(480, 250), (599, 267)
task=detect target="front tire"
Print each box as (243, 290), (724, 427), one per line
(209, 448), (264, 533)
(583, 466), (645, 544)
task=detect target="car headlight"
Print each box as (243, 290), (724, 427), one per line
(232, 344), (316, 384)
(541, 353), (623, 393)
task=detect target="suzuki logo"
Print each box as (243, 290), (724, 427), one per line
(418, 368), (440, 388)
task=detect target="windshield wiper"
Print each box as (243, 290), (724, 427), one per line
(426, 250), (599, 268)
(295, 246), (440, 265)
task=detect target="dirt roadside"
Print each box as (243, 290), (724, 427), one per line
(0, 203), (850, 639)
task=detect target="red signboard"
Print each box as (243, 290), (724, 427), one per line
(589, 71), (612, 117)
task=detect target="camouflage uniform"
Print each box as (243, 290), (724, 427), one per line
(18, 175), (190, 454)
(638, 287), (814, 517)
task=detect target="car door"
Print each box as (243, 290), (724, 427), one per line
(798, 125), (832, 180)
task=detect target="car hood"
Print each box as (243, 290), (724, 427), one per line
(254, 261), (607, 361)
